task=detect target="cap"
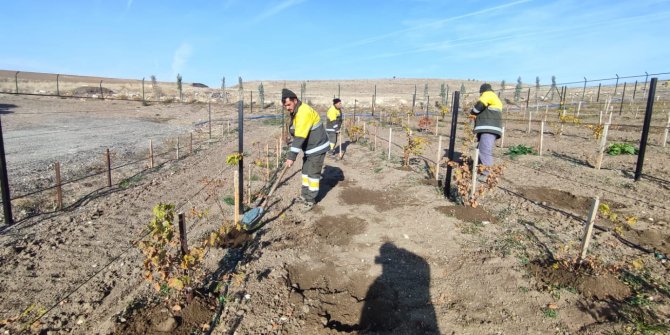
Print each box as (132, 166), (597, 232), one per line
(281, 88), (297, 100)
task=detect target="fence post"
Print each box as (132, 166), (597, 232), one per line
(663, 112), (669, 148)
(0, 117), (12, 225)
(435, 135), (442, 181)
(470, 148), (480, 200)
(635, 78), (658, 181)
(178, 212), (188, 256)
(582, 77), (586, 101)
(619, 82), (627, 115)
(539, 120), (545, 156)
(234, 170), (240, 223)
(56, 74), (60, 96)
(237, 99), (244, 215)
(578, 196), (600, 262)
(99, 80), (104, 99)
(176, 136), (180, 160)
(14, 71), (19, 94)
(149, 140), (154, 168)
(614, 74), (619, 96)
(596, 83), (601, 102)
(444, 91), (460, 199)
(388, 128), (392, 160)
(55, 162), (63, 210)
(106, 148), (112, 187)
(208, 102), (212, 140)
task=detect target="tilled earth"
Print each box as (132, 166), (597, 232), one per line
(0, 93), (669, 335)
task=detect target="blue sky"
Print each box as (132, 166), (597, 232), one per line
(1, 0), (669, 87)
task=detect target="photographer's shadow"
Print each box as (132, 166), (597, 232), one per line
(359, 242), (440, 334)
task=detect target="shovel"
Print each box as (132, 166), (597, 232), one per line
(241, 163), (290, 229)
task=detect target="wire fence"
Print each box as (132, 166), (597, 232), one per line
(1, 72), (669, 224)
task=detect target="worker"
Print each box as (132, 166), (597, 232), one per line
(326, 98), (343, 155)
(282, 88), (330, 211)
(471, 83), (503, 181)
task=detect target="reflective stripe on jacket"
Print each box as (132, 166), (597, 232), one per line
(288, 102), (330, 160)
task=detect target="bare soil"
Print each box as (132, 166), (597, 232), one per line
(1, 75), (670, 335)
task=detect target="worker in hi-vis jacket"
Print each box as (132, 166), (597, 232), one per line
(470, 83), (503, 181)
(326, 98), (343, 155)
(282, 89), (330, 211)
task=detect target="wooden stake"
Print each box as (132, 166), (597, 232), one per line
(374, 126), (377, 151)
(388, 128), (392, 160)
(247, 163), (252, 205)
(149, 139), (154, 168)
(595, 123), (610, 170)
(470, 148), (480, 200)
(539, 120), (545, 156)
(55, 161), (62, 210)
(662, 112), (669, 147)
(176, 136), (180, 160)
(105, 148), (112, 187)
(500, 126), (505, 149)
(190, 132), (193, 154)
(599, 110), (603, 124)
(577, 101), (582, 117)
(527, 110), (532, 134)
(579, 196), (600, 262)
(276, 138), (280, 167)
(435, 116), (439, 135)
(265, 143), (269, 183)
(435, 135), (442, 181)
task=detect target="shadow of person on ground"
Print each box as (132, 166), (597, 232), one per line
(0, 104), (17, 114)
(317, 165), (344, 202)
(358, 242), (440, 334)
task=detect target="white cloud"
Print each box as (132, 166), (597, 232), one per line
(172, 43), (193, 77)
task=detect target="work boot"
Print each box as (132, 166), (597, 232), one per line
(301, 202), (315, 212)
(293, 196), (308, 205)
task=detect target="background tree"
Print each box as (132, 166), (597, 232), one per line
(500, 80), (506, 97)
(258, 82), (265, 111)
(151, 75), (160, 100)
(514, 76), (522, 102)
(423, 83), (429, 113)
(460, 83), (466, 94)
(176, 73), (182, 101)
(221, 77), (227, 103)
(439, 83), (446, 105)
(548, 75), (557, 100)
(300, 81), (307, 101)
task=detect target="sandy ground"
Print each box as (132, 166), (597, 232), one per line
(0, 80), (670, 335)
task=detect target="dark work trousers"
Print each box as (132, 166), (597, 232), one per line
(326, 130), (339, 152)
(301, 152), (326, 203)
